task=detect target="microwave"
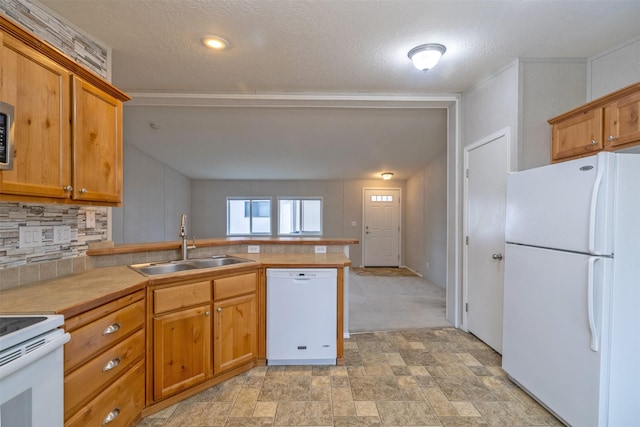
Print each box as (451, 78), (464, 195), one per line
(0, 101), (14, 170)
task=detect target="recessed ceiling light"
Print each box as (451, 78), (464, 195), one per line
(202, 36), (229, 50)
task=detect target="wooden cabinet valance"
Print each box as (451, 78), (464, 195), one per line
(549, 81), (640, 162)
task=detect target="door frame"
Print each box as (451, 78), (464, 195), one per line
(361, 187), (402, 268)
(462, 128), (511, 331)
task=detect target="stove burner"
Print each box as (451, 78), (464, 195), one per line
(0, 316), (47, 337)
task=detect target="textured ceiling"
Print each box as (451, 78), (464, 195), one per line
(39, 0), (640, 180)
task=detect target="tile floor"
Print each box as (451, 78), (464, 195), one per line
(138, 328), (563, 426)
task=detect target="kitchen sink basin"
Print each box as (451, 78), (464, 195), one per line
(189, 256), (252, 268)
(130, 262), (199, 275)
(129, 255), (254, 276)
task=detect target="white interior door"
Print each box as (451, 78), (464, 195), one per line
(464, 132), (509, 353)
(363, 188), (400, 266)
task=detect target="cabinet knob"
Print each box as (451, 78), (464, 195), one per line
(590, 139), (598, 145)
(102, 357), (121, 372)
(63, 185), (73, 192)
(80, 187), (88, 194)
(217, 307), (222, 313)
(205, 311), (210, 316)
(102, 407), (120, 425)
(608, 135), (617, 141)
(102, 323), (121, 335)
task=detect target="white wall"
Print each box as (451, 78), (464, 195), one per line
(405, 150), (447, 288)
(112, 144), (191, 244)
(462, 62), (520, 151)
(519, 59), (587, 170)
(190, 179), (405, 268)
(588, 35), (640, 100)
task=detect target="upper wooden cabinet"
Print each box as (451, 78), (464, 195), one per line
(549, 81), (640, 162)
(0, 16), (129, 206)
(604, 90), (640, 150)
(0, 30), (72, 199)
(72, 77), (123, 203)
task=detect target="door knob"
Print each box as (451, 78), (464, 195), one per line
(492, 253), (503, 260)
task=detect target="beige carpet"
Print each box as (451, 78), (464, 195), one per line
(351, 267), (418, 277)
(349, 270), (451, 333)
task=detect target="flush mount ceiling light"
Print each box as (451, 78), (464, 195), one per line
(381, 172), (394, 180)
(202, 35), (229, 50)
(408, 43), (446, 71)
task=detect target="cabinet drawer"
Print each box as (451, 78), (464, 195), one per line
(64, 329), (144, 418)
(214, 272), (257, 300)
(154, 280), (211, 314)
(65, 298), (145, 372)
(65, 360), (144, 427)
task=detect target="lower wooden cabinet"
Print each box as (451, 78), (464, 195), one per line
(153, 304), (212, 400)
(147, 270), (258, 405)
(214, 293), (257, 373)
(65, 360), (145, 427)
(63, 290), (145, 426)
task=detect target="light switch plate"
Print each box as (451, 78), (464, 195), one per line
(53, 225), (71, 244)
(247, 245), (260, 253)
(19, 226), (43, 248)
(86, 211), (96, 228)
(315, 245), (327, 254)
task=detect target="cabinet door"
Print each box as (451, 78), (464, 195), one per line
(213, 294), (257, 373)
(551, 108), (603, 161)
(153, 305), (212, 400)
(604, 90), (640, 150)
(0, 32), (71, 198)
(72, 76), (123, 203)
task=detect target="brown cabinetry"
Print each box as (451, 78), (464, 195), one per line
(64, 290), (145, 427)
(147, 270), (259, 407)
(213, 273), (257, 373)
(0, 17), (129, 205)
(549, 81), (640, 162)
(152, 281), (212, 401)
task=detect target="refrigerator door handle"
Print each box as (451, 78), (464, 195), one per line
(587, 256), (600, 352)
(588, 160), (604, 254)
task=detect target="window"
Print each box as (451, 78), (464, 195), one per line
(370, 195), (394, 202)
(227, 198), (271, 235)
(278, 198), (322, 235)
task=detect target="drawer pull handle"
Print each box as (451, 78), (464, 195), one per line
(102, 408), (120, 425)
(102, 357), (121, 372)
(103, 323), (121, 335)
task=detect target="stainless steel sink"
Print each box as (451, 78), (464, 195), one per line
(132, 262), (199, 275)
(129, 255), (254, 276)
(189, 256), (252, 268)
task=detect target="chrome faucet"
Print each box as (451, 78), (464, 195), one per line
(179, 213), (195, 260)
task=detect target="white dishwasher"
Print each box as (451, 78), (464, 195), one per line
(266, 268), (337, 365)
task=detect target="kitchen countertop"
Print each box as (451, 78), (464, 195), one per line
(0, 266), (147, 318)
(87, 237), (358, 256)
(0, 253), (351, 317)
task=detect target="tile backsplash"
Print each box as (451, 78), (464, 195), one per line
(1, 0), (108, 78)
(0, 203), (108, 270)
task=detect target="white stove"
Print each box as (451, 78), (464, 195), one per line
(0, 314), (70, 427)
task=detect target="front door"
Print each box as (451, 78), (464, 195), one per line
(464, 131), (509, 353)
(363, 188), (400, 266)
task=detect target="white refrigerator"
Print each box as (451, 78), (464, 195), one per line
(502, 152), (640, 427)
